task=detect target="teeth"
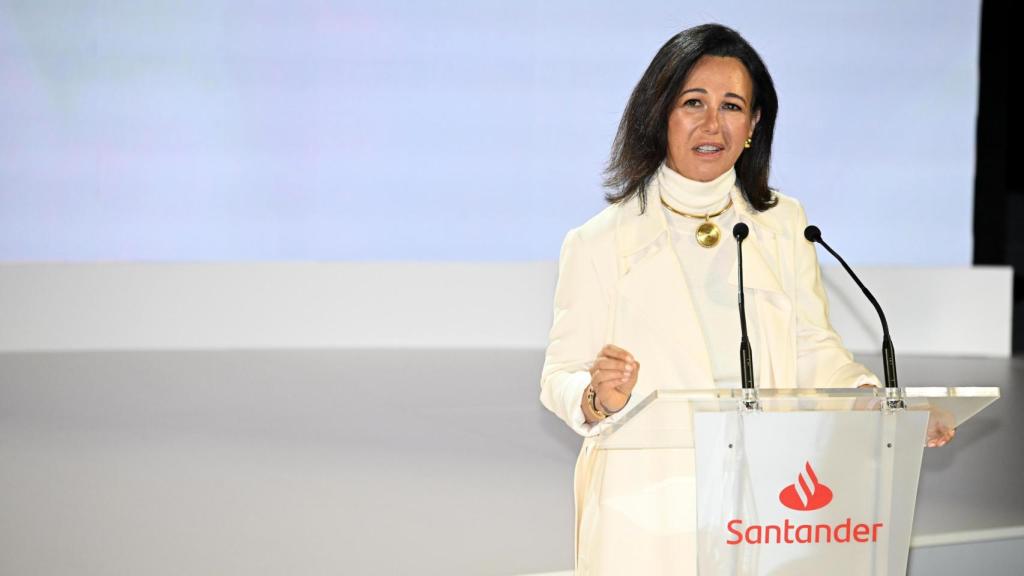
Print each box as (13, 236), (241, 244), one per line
(697, 145), (722, 152)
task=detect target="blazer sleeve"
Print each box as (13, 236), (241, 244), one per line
(539, 228), (625, 437)
(791, 201), (881, 389)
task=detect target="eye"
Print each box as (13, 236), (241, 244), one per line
(723, 102), (743, 111)
(682, 98), (703, 107)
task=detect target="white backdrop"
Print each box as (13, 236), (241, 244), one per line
(0, 0), (980, 264)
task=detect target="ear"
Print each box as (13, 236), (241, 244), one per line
(749, 108), (761, 138)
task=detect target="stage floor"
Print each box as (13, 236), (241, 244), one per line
(1, 350), (1021, 575)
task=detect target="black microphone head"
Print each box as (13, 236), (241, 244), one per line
(804, 225), (821, 242)
(732, 222), (749, 240)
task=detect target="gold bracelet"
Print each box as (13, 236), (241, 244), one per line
(586, 385), (608, 419)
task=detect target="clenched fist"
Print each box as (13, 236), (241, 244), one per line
(583, 344), (639, 422)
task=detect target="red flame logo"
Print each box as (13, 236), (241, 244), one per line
(779, 462), (833, 511)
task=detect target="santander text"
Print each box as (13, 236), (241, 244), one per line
(726, 518), (884, 545)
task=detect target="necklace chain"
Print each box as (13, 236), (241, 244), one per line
(659, 194), (734, 248)
(659, 195), (733, 220)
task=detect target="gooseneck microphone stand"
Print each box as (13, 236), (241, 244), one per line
(733, 223), (759, 410)
(803, 225), (903, 410)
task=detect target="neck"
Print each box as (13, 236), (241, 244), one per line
(657, 162), (736, 212)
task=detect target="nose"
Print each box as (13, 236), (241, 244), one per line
(701, 109), (720, 133)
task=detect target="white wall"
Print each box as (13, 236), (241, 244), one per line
(0, 263), (1012, 357)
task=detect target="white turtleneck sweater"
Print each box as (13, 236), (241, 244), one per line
(655, 162), (760, 387)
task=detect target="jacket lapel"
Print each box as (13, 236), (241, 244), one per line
(614, 187), (716, 389)
(611, 183), (796, 391)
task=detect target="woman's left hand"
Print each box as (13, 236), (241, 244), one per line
(858, 383), (955, 448)
(926, 420), (956, 448)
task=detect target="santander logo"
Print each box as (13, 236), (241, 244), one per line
(724, 461), (884, 545)
(779, 461), (833, 511)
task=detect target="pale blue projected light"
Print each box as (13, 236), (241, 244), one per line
(0, 1), (979, 264)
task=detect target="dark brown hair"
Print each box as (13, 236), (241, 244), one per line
(604, 23), (779, 212)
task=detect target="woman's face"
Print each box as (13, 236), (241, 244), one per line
(666, 55), (760, 182)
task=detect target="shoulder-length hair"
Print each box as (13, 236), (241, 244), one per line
(604, 23), (779, 213)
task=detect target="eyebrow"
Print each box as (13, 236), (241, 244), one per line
(679, 88), (748, 105)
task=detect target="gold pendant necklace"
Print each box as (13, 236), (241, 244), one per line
(660, 195), (734, 248)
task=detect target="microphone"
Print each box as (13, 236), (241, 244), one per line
(803, 225), (898, 391)
(733, 223), (755, 392)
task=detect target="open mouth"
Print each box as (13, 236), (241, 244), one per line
(694, 144), (724, 156)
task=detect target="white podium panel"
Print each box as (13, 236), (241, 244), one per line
(694, 411), (928, 575)
(582, 388), (997, 575)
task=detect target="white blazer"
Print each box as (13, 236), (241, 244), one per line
(539, 180), (879, 573)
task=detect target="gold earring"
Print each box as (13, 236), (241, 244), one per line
(744, 137), (752, 149)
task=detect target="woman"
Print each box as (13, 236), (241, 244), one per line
(539, 23), (951, 574)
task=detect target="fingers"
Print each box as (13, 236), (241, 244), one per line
(595, 345), (638, 376)
(590, 351), (640, 412)
(592, 357), (637, 388)
(927, 426), (956, 448)
(591, 364), (632, 388)
(592, 357), (633, 377)
(595, 370), (634, 411)
(600, 344), (634, 363)
(589, 345), (639, 409)
(620, 360), (639, 394)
